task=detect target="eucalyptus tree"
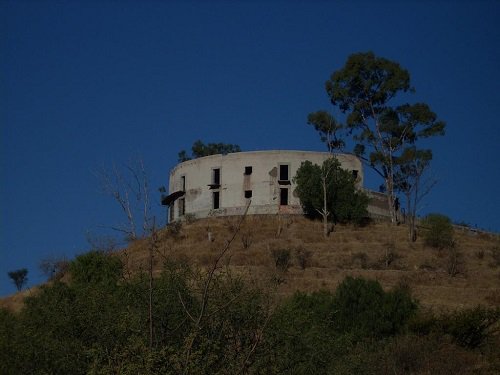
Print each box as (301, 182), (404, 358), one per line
(314, 51), (445, 223)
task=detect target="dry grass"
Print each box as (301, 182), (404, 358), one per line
(2, 215), (499, 312)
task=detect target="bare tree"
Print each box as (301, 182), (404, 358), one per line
(95, 157), (152, 241)
(177, 201), (271, 373)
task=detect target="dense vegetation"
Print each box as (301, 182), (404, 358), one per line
(1, 250), (498, 374)
(293, 158), (369, 225)
(178, 140), (241, 162)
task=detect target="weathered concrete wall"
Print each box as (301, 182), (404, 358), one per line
(168, 150), (363, 221)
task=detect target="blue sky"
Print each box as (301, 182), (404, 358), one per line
(2, 0), (499, 296)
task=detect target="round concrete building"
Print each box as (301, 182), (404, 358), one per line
(163, 150), (363, 221)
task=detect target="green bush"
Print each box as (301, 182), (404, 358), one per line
(332, 277), (418, 338)
(422, 213), (454, 249)
(69, 250), (122, 287)
(441, 306), (500, 349)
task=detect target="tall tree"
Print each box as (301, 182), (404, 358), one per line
(319, 51), (445, 223)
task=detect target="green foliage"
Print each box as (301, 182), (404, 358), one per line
(441, 306), (500, 349)
(312, 51), (445, 222)
(331, 277), (417, 338)
(294, 158), (369, 224)
(178, 140), (241, 162)
(3, 254), (498, 375)
(325, 52), (445, 164)
(422, 213), (454, 249)
(7, 268), (28, 291)
(69, 250), (123, 287)
(307, 110), (344, 151)
(256, 290), (346, 374)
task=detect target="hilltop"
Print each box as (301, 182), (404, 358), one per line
(2, 215), (499, 313)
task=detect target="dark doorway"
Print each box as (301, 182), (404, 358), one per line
(213, 191), (220, 209)
(280, 188), (288, 206)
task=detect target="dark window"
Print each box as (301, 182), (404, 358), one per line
(280, 188), (288, 206)
(279, 164), (289, 181)
(213, 191), (220, 209)
(244, 166), (252, 175)
(213, 168), (220, 185)
(181, 175), (186, 191)
(244, 190), (252, 199)
(178, 198), (185, 216)
(352, 170), (358, 179)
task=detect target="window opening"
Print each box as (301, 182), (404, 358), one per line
(181, 175), (186, 191)
(352, 170), (358, 179)
(178, 198), (185, 216)
(213, 191), (220, 209)
(279, 164), (289, 181)
(280, 188), (288, 206)
(213, 168), (220, 185)
(244, 166), (252, 175)
(244, 190), (252, 199)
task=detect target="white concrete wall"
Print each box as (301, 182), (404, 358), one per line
(168, 150), (363, 220)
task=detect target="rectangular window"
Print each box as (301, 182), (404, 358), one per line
(178, 198), (185, 216)
(280, 188), (288, 206)
(213, 168), (220, 185)
(352, 170), (358, 179)
(181, 175), (186, 191)
(244, 190), (252, 199)
(213, 191), (220, 209)
(244, 166), (252, 175)
(279, 164), (289, 181)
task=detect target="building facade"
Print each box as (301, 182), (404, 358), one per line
(163, 150), (363, 221)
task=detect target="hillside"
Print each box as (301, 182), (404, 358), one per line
(117, 215), (499, 310)
(2, 215), (499, 312)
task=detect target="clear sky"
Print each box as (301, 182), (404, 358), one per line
(2, 0), (499, 296)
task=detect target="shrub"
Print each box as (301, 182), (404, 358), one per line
(422, 213), (454, 249)
(69, 250), (122, 286)
(241, 232), (253, 249)
(332, 277), (418, 338)
(295, 248), (312, 270)
(271, 249), (291, 272)
(167, 220), (182, 236)
(441, 306), (500, 349)
(446, 247), (465, 277)
(351, 252), (368, 269)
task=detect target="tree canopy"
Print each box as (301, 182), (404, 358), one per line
(7, 268), (28, 292)
(311, 51), (445, 223)
(178, 140), (241, 162)
(293, 159), (369, 224)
